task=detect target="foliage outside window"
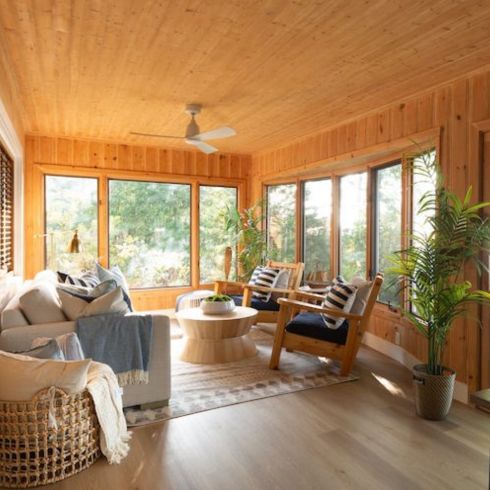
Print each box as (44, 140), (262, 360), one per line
(267, 184), (296, 262)
(303, 179), (332, 279)
(412, 150), (437, 236)
(374, 163), (402, 306)
(199, 185), (237, 283)
(339, 172), (367, 279)
(45, 176), (98, 274)
(109, 180), (191, 288)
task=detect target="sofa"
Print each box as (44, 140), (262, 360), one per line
(0, 272), (171, 408)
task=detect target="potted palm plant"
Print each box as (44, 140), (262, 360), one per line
(389, 153), (490, 420)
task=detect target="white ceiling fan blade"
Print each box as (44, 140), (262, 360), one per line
(195, 127), (236, 141)
(130, 131), (186, 139)
(186, 139), (218, 154)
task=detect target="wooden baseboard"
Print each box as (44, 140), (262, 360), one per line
(362, 332), (469, 404)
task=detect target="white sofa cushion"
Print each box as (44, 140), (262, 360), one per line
(19, 283), (66, 324)
(0, 350), (91, 401)
(58, 287), (129, 321)
(1, 304), (29, 329)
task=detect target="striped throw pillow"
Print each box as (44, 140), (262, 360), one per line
(248, 266), (264, 286)
(321, 282), (358, 330)
(60, 271), (100, 288)
(249, 266), (281, 302)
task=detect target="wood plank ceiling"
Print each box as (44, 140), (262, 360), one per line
(1, 0), (490, 153)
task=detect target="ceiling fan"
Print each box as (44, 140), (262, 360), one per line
(130, 104), (236, 154)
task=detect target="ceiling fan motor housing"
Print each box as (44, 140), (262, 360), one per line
(185, 103), (201, 138)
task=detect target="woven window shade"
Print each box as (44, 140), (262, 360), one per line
(0, 144), (14, 272)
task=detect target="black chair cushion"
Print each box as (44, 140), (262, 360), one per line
(285, 312), (349, 345)
(230, 295), (280, 312)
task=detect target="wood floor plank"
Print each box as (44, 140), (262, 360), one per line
(34, 346), (490, 490)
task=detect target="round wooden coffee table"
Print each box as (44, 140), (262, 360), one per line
(176, 306), (258, 364)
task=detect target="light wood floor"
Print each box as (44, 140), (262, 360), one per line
(39, 347), (490, 490)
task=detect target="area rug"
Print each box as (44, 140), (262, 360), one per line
(124, 326), (358, 427)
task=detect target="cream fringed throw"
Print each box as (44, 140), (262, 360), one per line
(87, 361), (131, 464)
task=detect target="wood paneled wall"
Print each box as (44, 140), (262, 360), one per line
(24, 135), (251, 310)
(250, 70), (490, 394)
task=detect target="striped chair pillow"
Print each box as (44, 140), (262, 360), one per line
(59, 271), (100, 288)
(248, 266), (264, 286)
(321, 282), (358, 330)
(249, 266), (281, 302)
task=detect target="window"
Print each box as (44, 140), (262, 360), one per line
(199, 185), (238, 283)
(374, 163), (402, 305)
(0, 144), (14, 271)
(109, 180), (191, 288)
(339, 172), (367, 279)
(267, 184), (296, 262)
(45, 176), (98, 274)
(302, 179), (332, 279)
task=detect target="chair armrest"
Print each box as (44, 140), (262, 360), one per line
(215, 280), (246, 287)
(243, 284), (296, 295)
(214, 280), (246, 293)
(277, 298), (363, 321)
(294, 291), (326, 301)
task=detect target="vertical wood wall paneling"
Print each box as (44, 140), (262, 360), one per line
(24, 135), (250, 310)
(250, 71), (490, 394)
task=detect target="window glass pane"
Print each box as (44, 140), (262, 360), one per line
(109, 180), (191, 288)
(339, 172), (367, 279)
(45, 176), (98, 274)
(267, 184), (296, 262)
(199, 186), (237, 283)
(412, 150), (437, 237)
(303, 179), (332, 280)
(375, 163), (402, 305)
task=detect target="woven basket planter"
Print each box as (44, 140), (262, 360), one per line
(413, 364), (456, 421)
(0, 388), (101, 488)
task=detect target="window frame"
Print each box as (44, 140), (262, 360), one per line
(39, 165), (245, 292)
(262, 144), (437, 308)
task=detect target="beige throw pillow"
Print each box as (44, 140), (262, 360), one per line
(350, 276), (373, 314)
(0, 350), (91, 401)
(19, 283), (66, 324)
(59, 287), (129, 321)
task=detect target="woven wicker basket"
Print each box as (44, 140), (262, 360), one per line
(0, 388), (101, 488)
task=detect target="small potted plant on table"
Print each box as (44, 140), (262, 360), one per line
(200, 294), (236, 315)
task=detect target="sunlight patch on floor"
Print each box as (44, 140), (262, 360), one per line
(371, 372), (407, 399)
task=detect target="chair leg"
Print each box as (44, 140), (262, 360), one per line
(269, 307), (289, 369)
(340, 359), (354, 376)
